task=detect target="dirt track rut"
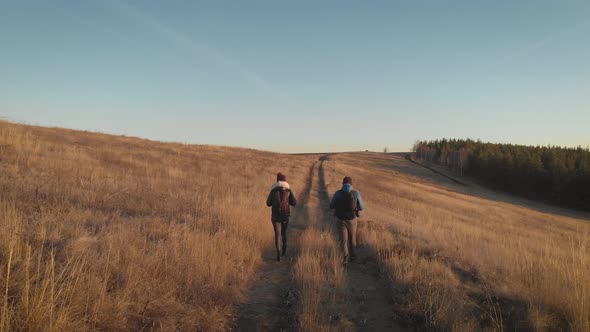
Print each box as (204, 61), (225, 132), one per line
(317, 161), (405, 331)
(235, 159), (404, 331)
(234, 162), (317, 331)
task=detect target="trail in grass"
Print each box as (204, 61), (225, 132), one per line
(234, 162), (317, 332)
(236, 159), (405, 331)
(317, 161), (406, 332)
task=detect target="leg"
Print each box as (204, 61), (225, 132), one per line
(272, 222), (282, 261)
(281, 221), (289, 255)
(339, 220), (350, 263)
(348, 220), (358, 260)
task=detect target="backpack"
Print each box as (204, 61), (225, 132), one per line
(273, 188), (291, 217)
(335, 190), (357, 220)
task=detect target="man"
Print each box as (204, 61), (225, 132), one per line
(266, 172), (297, 262)
(329, 176), (365, 265)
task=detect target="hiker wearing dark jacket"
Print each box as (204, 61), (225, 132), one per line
(266, 172), (297, 262)
(330, 176), (364, 265)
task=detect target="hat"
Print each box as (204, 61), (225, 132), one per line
(342, 176), (352, 185)
(277, 172), (286, 182)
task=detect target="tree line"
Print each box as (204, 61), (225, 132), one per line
(413, 139), (590, 211)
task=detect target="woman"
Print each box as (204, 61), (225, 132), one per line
(266, 172), (297, 261)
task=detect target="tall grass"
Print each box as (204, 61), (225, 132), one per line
(323, 152), (590, 331)
(0, 121), (314, 330)
(294, 229), (349, 331)
(3, 121), (589, 331)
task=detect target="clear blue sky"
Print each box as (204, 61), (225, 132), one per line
(1, 1), (589, 152)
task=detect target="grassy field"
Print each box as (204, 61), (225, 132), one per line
(1, 121), (589, 331)
(323, 153), (590, 331)
(0, 120), (314, 331)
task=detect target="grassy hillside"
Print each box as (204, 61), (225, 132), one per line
(0, 121), (314, 331)
(325, 153), (590, 331)
(1, 121), (589, 331)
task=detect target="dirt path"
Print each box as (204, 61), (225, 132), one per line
(235, 159), (404, 331)
(317, 161), (405, 332)
(234, 162), (317, 332)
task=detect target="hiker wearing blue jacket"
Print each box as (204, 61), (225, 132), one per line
(330, 176), (365, 265)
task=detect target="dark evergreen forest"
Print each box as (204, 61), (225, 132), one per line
(413, 139), (590, 210)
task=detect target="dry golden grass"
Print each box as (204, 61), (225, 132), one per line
(0, 120), (315, 331)
(323, 152), (590, 331)
(291, 162), (351, 332)
(3, 121), (589, 331)
(294, 228), (350, 332)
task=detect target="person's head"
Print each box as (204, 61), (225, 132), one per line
(342, 176), (353, 185)
(277, 172), (286, 182)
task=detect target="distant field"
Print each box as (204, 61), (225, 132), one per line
(1, 121), (589, 331)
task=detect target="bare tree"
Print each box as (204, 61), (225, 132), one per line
(458, 148), (469, 176)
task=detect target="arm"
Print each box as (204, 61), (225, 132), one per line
(355, 191), (365, 211)
(329, 191), (339, 209)
(266, 190), (273, 207)
(289, 190), (297, 206)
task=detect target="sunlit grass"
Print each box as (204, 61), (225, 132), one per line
(0, 120), (314, 330)
(324, 153), (590, 331)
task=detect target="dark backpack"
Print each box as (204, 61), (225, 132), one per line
(273, 188), (291, 217)
(335, 190), (357, 220)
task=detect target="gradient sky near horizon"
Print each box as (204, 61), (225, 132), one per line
(1, 1), (589, 152)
